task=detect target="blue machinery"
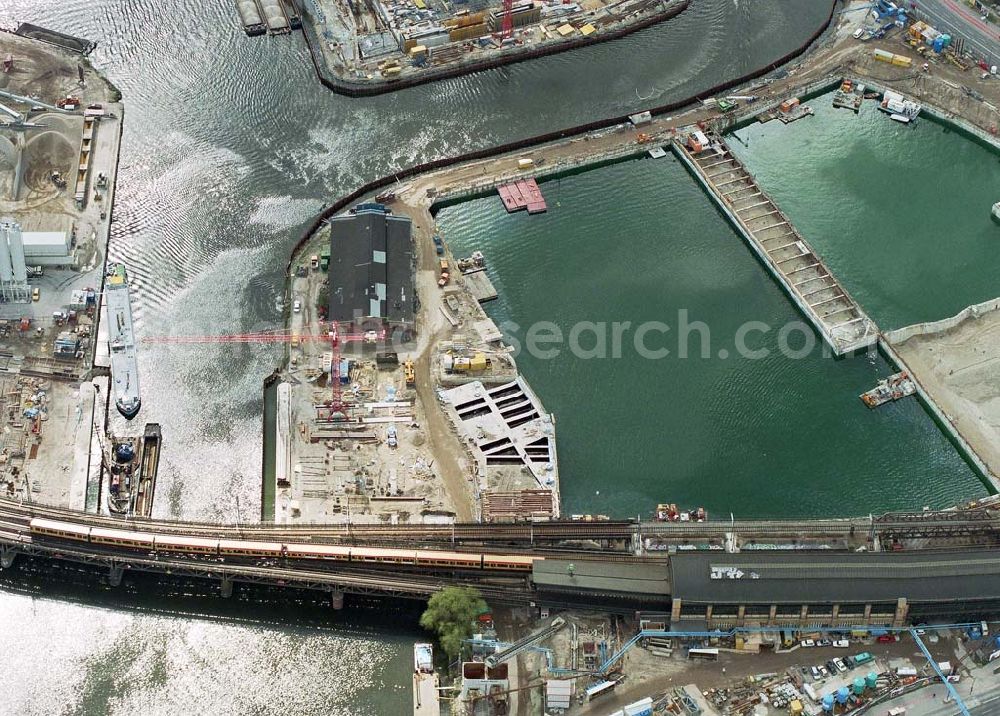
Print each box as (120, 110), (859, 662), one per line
(594, 623), (977, 713)
(469, 622), (978, 711)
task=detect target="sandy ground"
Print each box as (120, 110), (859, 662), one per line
(892, 306), (1000, 480)
(0, 376), (95, 509)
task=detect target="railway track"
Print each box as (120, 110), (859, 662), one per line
(2, 499), (999, 549)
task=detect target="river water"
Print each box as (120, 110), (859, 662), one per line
(0, 0), (841, 712)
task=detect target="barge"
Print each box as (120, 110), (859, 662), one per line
(106, 263), (141, 419)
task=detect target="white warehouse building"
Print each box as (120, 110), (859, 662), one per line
(22, 231), (72, 264)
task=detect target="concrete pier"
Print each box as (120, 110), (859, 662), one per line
(673, 134), (877, 356)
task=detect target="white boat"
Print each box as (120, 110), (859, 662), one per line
(992, 201), (1000, 223)
(889, 113), (911, 124)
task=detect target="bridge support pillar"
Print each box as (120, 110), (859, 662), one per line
(768, 605), (777, 625)
(831, 604), (840, 626)
(863, 604), (872, 624)
(799, 605), (808, 626)
(220, 577), (233, 599)
(737, 605), (746, 627)
(331, 590), (344, 610)
(0, 547), (16, 569)
(893, 598), (908, 628)
(670, 598), (682, 623)
(108, 565), (124, 587)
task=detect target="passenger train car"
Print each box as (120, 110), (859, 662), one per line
(29, 518), (540, 572)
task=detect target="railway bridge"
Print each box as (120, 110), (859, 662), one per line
(5, 498), (1000, 623)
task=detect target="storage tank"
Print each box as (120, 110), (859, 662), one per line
(866, 671), (878, 689)
(7, 221), (26, 282)
(822, 694), (834, 712)
(853, 677), (866, 695)
(836, 687), (850, 705)
(0, 222), (14, 282)
(441, 354), (454, 371)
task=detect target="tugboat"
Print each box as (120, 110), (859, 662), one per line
(860, 371), (916, 408)
(106, 437), (139, 515)
(106, 263), (141, 419)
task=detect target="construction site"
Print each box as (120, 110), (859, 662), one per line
(269, 196), (561, 525)
(295, 0), (689, 93)
(449, 609), (997, 716)
(0, 31), (122, 380)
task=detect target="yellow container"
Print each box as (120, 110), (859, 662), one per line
(891, 55), (912, 67)
(469, 353), (488, 371)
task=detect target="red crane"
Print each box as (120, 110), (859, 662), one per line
(144, 322), (384, 421)
(501, 0), (514, 39)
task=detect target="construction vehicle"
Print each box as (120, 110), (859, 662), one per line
(3, 55), (13, 73)
(403, 359), (415, 386)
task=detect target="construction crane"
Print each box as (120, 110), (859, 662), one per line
(501, 0), (514, 39)
(144, 322), (383, 421)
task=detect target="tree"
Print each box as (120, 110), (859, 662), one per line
(419, 586), (488, 661)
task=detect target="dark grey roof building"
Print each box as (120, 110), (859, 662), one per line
(327, 203), (414, 326)
(670, 550), (1000, 606)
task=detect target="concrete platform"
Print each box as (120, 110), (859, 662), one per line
(886, 298), (1000, 491)
(441, 377), (559, 515)
(673, 134), (877, 356)
(462, 268), (498, 303)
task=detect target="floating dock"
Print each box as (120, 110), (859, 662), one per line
(413, 643), (439, 716)
(860, 372), (916, 408)
(673, 132), (877, 356)
(832, 79), (865, 113)
(463, 268), (498, 303)
(498, 178), (547, 214)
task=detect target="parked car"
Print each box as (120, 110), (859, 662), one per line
(843, 656), (855, 668)
(818, 639), (833, 647)
(819, 665), (829, 678)
(833, 639), (850, 648)
(876, 634), (896, 643)
(833, 658), (848, 673)
(293, 299), (301, 313)
(801, 639), (816, 648)
(811, 666), (821, 680)
(826, 660), (839, 675)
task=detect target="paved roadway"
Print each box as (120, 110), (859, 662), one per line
(915, 0), (1000, 67)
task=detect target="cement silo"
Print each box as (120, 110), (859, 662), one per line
(8, 220), (27, 283)
(0, 220), (14, 283)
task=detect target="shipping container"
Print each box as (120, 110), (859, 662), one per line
(874, 48), (894, 62)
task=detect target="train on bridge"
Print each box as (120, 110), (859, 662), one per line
(29, 518), (542, 572)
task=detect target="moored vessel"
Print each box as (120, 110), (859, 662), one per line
(106, 263), (141, 419)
